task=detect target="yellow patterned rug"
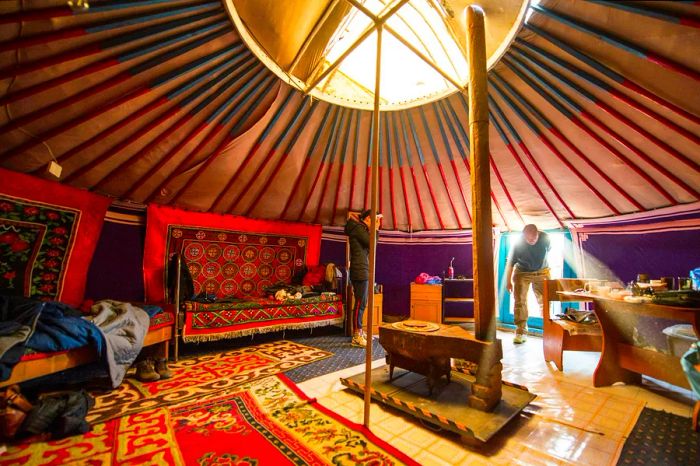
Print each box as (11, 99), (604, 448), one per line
(87, 340), (332, 424)
(2, 375), (418, 465)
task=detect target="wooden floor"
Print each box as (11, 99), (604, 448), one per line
(297, 331), (697, 466)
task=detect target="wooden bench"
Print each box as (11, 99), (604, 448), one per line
(543, 278), (602, 371)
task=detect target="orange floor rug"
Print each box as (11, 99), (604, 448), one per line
(2, 375), (418, 466)
(87, 340), (332, 424)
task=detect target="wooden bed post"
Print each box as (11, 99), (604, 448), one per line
(467, 6), (496, 343)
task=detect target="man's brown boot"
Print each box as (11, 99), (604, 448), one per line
(136, 359), (160, 382)
(154, 358), (173, 379)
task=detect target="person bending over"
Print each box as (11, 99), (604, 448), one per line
(505, 224), (551, 344)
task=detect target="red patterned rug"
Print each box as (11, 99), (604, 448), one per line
(87, 340), (332, 424)
(2, 375), (418, 466)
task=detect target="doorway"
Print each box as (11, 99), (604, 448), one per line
(496, 230), (575, 332)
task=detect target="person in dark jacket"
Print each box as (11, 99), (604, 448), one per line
(344, 209), (381, 347)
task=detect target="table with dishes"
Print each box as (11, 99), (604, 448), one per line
(559, 289), (700, 389)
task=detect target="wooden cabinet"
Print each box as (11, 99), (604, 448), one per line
(442, 278), (474, 324)
(362, 293), (383, 335)
(409, 281), (474, 324)
(410, 283), (442, 323)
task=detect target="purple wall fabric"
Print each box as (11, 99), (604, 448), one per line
(579, 228), (700, 284)
(321, 236), (473, 317)
(85, 220), (145, 302)
(319, 238), (346, 266)
(84, 207), (700, 315)
(87, 220), (476, 314)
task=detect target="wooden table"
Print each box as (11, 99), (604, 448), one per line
(560, 292), (699, 389)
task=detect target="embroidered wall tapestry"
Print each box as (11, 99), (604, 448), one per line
(0, 168), (111, 306)
(144, 204), (322, 303)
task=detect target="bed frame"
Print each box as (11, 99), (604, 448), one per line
(0, 321), (172, 388)
(171, 254), (344, 361)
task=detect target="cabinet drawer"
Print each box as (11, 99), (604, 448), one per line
(410, 283), (442, 300)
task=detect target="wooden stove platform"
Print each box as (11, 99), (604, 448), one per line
(340, 365), (535, 443)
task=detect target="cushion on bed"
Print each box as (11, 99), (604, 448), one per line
(184, 294), (339, 312)
(302, 265), (326, 287)
(147, 309), (174, 331)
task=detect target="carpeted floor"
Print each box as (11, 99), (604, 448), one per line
(616, 407), (699, 465)
(177, 326), (387, 384)
(1, 375), (418, 465)
(286, 334), (386, 382)
(87, 340), (332, 424)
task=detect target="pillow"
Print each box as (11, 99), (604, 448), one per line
(302, 265), (326, 287)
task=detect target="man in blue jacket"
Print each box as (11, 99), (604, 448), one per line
(344, 209), (381, 347)
(505, 224), (551, 344)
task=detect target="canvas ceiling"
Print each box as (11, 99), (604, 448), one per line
(0, 0), (698, 232)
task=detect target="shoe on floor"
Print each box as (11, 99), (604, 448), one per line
(136, 359), (160, 382)
(513, 334), (527, 344)
(154, 358), (172, 379)
(351, 334), (367, 347)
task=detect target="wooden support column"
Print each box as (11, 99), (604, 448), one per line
(174, 253), (182, 361)
(467, 6), (496, 342)
(363, 22), (382, 428)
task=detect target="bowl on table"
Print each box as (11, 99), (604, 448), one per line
(636, 282), (667, 292)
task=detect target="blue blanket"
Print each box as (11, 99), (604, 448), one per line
(1, 296), (150, 388)
(0, 295), (104, 381)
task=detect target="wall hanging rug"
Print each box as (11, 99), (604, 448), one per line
(0, 168), (111, 306)
(143, 204), (322, 303)
(87, 340), (332, 425)
(616, 407), (698, 466)
(1, 375), (418, 466)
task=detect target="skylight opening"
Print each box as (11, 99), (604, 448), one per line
(225, 0), (530, 110)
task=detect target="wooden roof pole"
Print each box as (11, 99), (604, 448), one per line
(363, 20), (382, 429)
(467, 6), (496, 342)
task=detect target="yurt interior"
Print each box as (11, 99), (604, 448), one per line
(1, 0), (699, 464)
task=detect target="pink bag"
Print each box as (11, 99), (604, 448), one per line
(415, 273), (430, 284)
